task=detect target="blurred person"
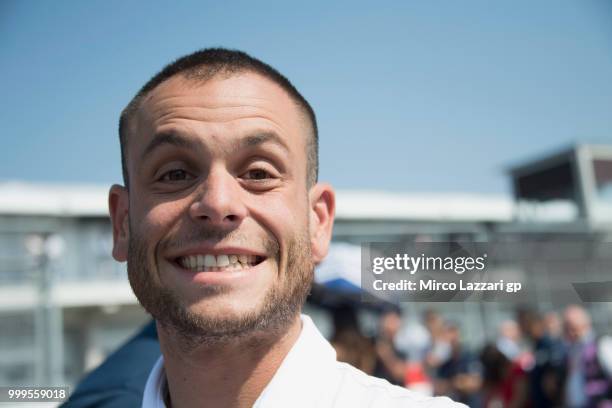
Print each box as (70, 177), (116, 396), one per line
(395, 316), (431, 363)
(62, 321), (160, 407)
(497, 319), (523, 362)
(435, 323), (483, 407)
(480, 344), (528, 408)
(517, 308), (566, 407)
(563, 305), (612, 408)
(394, 314), (435, 396)
(544, 311), (562, 340)
(329, 305), (376, 375)
(373, 307), (408, 386)
(65, 48), (464, 408)
(424, 309), (452, 372)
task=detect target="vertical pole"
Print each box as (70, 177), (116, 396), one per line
(35, 243), (65, 386)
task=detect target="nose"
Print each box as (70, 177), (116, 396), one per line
(189, 167), (247, 227)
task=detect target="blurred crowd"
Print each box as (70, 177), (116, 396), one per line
(329, 305), (612, 408)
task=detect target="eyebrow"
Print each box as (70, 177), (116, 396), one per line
(141, 132), (197, 161)
(140, 129), (291, 161)
(238, 131), (290, 154)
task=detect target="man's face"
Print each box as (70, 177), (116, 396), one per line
(109, 72), (334, 342)
(563, 307), (590, 343)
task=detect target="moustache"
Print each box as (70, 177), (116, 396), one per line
(159, 227), (280, 256)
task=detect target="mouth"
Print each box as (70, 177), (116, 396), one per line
(173, 253), (266, 273)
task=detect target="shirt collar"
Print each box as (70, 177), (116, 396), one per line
(142, 351), (167, 408)
(142, 314), (338, 408)
(253, 314), (338, 407)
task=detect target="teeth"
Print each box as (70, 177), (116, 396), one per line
(217, 254), (230, 267)
(204, 254), (216, 267)
(178, 254), (262, 272)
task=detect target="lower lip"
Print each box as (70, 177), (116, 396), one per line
(172, 259), (267, 285)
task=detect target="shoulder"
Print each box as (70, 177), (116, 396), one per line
(62, 320), (160, 408)
(330, 361), (466, 408)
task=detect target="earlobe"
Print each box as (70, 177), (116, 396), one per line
(309, 183), (336, 265)
(109, 184), (129, 262)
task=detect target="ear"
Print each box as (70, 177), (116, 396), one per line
(308, 183), (335, 265)
(109, 184), (130, 262)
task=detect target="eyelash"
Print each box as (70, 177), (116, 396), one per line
(242, 168), (273, 181)
(158, 169), (193, 182)
(156, 167), (278, 185)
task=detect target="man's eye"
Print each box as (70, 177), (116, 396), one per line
(243, 169), (271, 180)
(160, 169), (192, 182)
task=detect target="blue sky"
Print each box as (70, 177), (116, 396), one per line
(2, 0), (611, 194)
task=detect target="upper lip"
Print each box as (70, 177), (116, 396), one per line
(166, 245), (268, 260)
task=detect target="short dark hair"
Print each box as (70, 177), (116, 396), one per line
(119, 48), (318, 188)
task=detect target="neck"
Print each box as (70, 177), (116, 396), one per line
(157, 314), (302, 408)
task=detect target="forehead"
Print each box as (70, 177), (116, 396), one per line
(131, 71), (308, 153)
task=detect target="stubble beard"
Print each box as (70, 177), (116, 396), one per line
(127, 226), (314, 349)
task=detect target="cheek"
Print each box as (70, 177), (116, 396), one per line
(248, 191), (309, 243)
(132, 198), (187, 242)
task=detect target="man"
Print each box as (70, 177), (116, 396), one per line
(63, 321), (159, 407)
(434, 323), (482, 407)
(517, 308), (566, 407)
(373, 307), (408, 386)
(69, 48), (463, 407)
(563, 305), (612, 407)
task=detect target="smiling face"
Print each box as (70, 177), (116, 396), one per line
(109, 71), (335, 343)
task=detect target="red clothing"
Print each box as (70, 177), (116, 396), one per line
(485, 362), (527, 408)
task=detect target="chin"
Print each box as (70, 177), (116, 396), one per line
(187, 296), (264, 320)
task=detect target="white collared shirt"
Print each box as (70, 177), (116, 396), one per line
(142, 315), (465, 408)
